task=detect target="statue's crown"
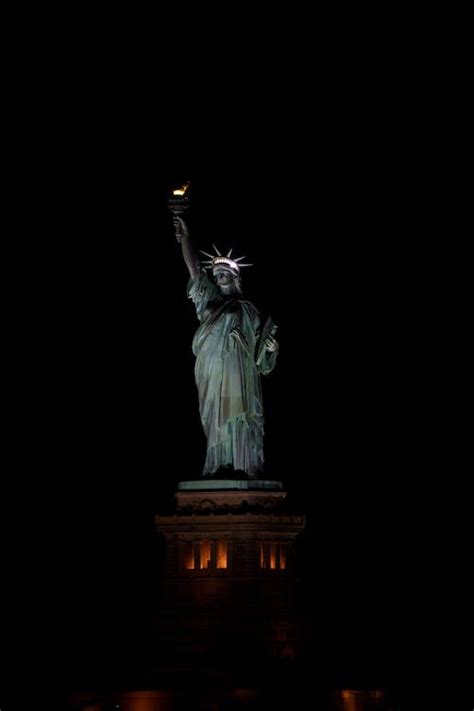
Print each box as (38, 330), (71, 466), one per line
(200, 246), (253, 276)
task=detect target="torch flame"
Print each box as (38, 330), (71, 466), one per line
(172, 182), (190, 196)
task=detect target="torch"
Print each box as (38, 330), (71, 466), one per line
(167, 182), (190, 242)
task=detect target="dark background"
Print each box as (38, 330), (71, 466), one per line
(1, 64), (470, 709)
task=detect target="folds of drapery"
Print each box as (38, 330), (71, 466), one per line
(187, 271), (266, 476)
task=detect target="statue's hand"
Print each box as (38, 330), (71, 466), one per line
(173, 216), (189, 243)
(229, 326), (250, 355)
(264, 334), (279, 353)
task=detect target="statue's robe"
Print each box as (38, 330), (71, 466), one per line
(188, 271), (277, 476)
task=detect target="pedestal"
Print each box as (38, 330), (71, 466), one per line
(155, 478), (305, 674)
(176, 478), (285, 511)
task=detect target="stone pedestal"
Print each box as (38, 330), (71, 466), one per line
(155, 479), (305, 674)
(176, 478), (285, 511)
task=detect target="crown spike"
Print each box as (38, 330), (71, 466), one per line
(237, 263), (253, 268)
(200, 250), (216, 259)
(227, 248), (233, 257)
(212, 244), (222, 256)
(235, 255), (247, 262)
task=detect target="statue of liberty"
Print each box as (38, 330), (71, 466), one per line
(172, 214), (278, 478)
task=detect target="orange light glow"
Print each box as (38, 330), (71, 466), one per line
(217, 540), (228, 569)
(338, 689), (386, 711)
(172, 182), (190, 196)
(260, 542), (286, 570)
(199, 540), (211, 569)
(341, 690), (357, 711)
(270, 543), (277, 569)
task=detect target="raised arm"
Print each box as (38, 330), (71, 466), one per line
(173, 216), (201, 279)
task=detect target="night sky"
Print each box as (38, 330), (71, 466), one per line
(1, 94), (470, 709)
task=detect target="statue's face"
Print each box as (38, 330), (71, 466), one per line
(213, 267), (235, 289)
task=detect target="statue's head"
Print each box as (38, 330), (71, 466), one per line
(213, 265), (242, 295)
(201, 246), (252, 296)
(211, 255), (240, 277)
